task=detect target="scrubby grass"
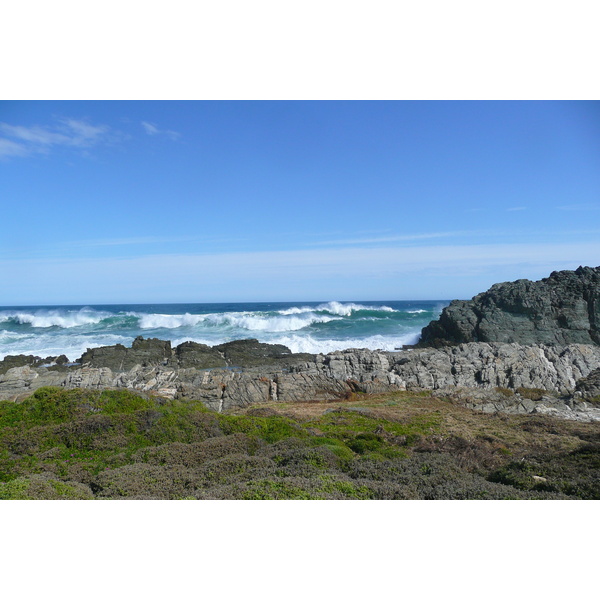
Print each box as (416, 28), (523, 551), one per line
(0, 386), (598, 499)
(516, 387), (550, 401)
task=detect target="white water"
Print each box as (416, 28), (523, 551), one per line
(0, 300), (446, 361)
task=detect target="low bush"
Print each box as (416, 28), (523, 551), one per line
(495, 387), (514, 397)
(0, 474), (93, 500)
(516, 387), (548, 401)
(1, 386), (597, 500)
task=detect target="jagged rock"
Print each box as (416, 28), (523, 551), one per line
(0, 353), (78, 377)
(0, 354), (43, 375)
(419, 266), (600, 347)
(80, 336), (172, 370)
(76, 337), (311, 372)
(3, 335), (600, 421)
(213, 338), (309, 367)
(174, 341), (226, 369)
(575, 367), (600, 399)
(62, 367), (115, 389)
(79, 343), (130, 370)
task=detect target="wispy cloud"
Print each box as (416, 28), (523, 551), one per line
(506, 206), (526, 211)
(7, 234), (252, 258)
(0, 118), (115, 158)
(308, 231), (465, 246)
(141, 121), (180, 140)
(0, 137), (28, 158)
(3, 241), (599, 303)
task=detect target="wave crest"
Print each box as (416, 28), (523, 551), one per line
(279, 301), (396, 317)
(0, 308), (111, 329)
(138, 311), (339, 332)
(267, 332), (420, 354)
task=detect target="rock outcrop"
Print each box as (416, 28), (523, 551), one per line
(419, 266), (600, 347)
(80, 336), (173, 370)
(575, 367), (600, 400)
(0, 353), (69, 375)
(78, 337), (313, 371)
(4, 262), (600, 423)
(2, 338), (600, 421)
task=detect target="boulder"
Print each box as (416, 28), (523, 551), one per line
(0, 354), (42, 375)
(214, 339), (296, 367)
(419, 266), (600, 347)
(80, 337), (172, 371)
(174, 341), (227, 369)
(575, 367), (600, 399)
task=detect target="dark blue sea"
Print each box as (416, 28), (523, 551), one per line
(0, 300), (448, 361)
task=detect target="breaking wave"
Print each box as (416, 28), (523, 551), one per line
(269, 333), (421, 354)
(278, 301), (397, 317)
(0, 308), (111, 329)
(0, 300), (446, 361)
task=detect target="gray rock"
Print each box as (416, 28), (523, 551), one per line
(174, 341), (227, 369)
(575, 367), (600, 399)
(213, 338), (307, 368)
(80, 336), (172, 371)
(3, 336), (600, 422)
(76, 337), (312, 372)
(419, 266), (600, 347)
(0, 354), (44, 375)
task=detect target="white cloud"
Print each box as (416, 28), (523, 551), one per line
(2, 241), (599, 303)
(308, 231), (465, 246)
(141, 121), (159, 135)
(141, 121), (180, 140)
(506, 206), (526, 211)
(0, 137), (28, 158)
(0, 118), (113, 158)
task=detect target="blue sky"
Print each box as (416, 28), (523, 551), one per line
(1, 100), (599, 305)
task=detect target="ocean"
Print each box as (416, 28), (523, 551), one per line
(0, 300), (448, 362)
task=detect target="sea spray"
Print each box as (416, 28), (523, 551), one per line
(0, 300), (448, 361)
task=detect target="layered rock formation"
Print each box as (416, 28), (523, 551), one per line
(2, 339), (600, 420)
(3, 266), (600, 421)
(419, 266), (600, 347)
(79, 336), (313, 370)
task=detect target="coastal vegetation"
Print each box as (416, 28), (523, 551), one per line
(1, 386), (598, 500)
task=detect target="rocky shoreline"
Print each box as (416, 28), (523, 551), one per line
(419, 265), (600, 347)
(2, 266), (600, 422)
(2, 336), (600, 421)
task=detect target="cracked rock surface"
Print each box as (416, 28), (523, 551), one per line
(419, 266), (600, 347)
(2, 340), (600, 421)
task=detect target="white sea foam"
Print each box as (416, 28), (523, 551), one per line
(0, 308), (110, 329)
(1, 301), (437, 362)
(165, 331), (421, 355)
(0, 333), (132, 362)
(0, 331), (30, 342)
(211, 312), (338, 332)
(269, 332), (421, 354)
(279, 301), (396, 316)
(138, 313), (207, 329)
(137, 311), (339, 332)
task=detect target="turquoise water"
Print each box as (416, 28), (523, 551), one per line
(0, 300), (448, 361)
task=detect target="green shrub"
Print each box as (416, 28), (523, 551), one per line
(0, 474), (93, 500)
(495, 387), (514, 397)
(516, 387), (547, 401)
(95, 390), (156, 414)
(488, 444), (600, 499)
(347, 433), (383, 455)
(217, 414), (306, 443)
